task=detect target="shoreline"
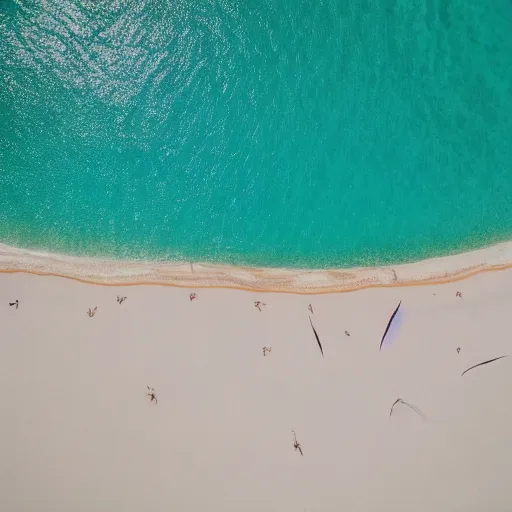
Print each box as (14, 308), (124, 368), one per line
(1, 241), (512, 293)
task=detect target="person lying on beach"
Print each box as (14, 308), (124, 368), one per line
(456, 291), (462, 298)
(189, 293), (197, 301)
(117, 295), (127, 304)
(87, 307), (97, 317)
(262, 346), (272, 356)
(308, 304), (314, 315)
(345, 330), (350, 337)
(147, 386), (157, 404)
(254, 301), (266, 312)
(9, 300), (19, 309)
(292, 430), (303, 456)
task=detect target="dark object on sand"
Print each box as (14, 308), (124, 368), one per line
(389, 398), (426, 420)
(379, 301), (402, 350)
(345, 330), (350, 337)
(9, 300), (19, 309)
(292, 430), (303, 456)
(147, 386), (158, 404)
(309, 317), (323, 357)
(254, 301), (266, 312)
(461, 355), (507, 377)
(87, 307), (97, 318)
(117, 295), (127, 304)
(456, 347), (461, 354)
(308, 304), (314, 315)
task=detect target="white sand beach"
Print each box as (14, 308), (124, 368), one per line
(2, 241), (512, 292)
(1, 246), (512, 511)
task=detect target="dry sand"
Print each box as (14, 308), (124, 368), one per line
(1, 246), (512, 511)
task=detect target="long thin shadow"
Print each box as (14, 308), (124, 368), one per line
(309, 317), (323, 357)
(380, 301), (401, 350)
(461, 355), (508, 377)
(389, 398), (427, 421)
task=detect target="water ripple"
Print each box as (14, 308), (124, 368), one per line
(1, 0), (511, 266)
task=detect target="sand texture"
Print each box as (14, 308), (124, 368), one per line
(1, 265), (512, 511)
(1, 242), (512, 292)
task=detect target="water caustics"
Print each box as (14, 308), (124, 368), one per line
(1, 0), (512, 268)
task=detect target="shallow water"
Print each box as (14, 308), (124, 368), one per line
(1, 0), (511, 267)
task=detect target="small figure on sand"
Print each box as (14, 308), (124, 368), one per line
(292, 430), (303, 456)
(262, 346), (272, 356)
(117, 295), (127, 305)
(87, 307), (97, 318)
(9, 300), (19, 309)
(254, 301), (266, 312)
(345, 330), (350, 337)
(456, 291), (463, 299)
(147, 386), (158, 404)
(189, 293), (197, 302)
(457, 347), (461, 354)
(308, 304), (314, 315)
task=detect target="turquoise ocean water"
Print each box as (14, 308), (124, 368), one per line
(1, 0), (511, 268)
